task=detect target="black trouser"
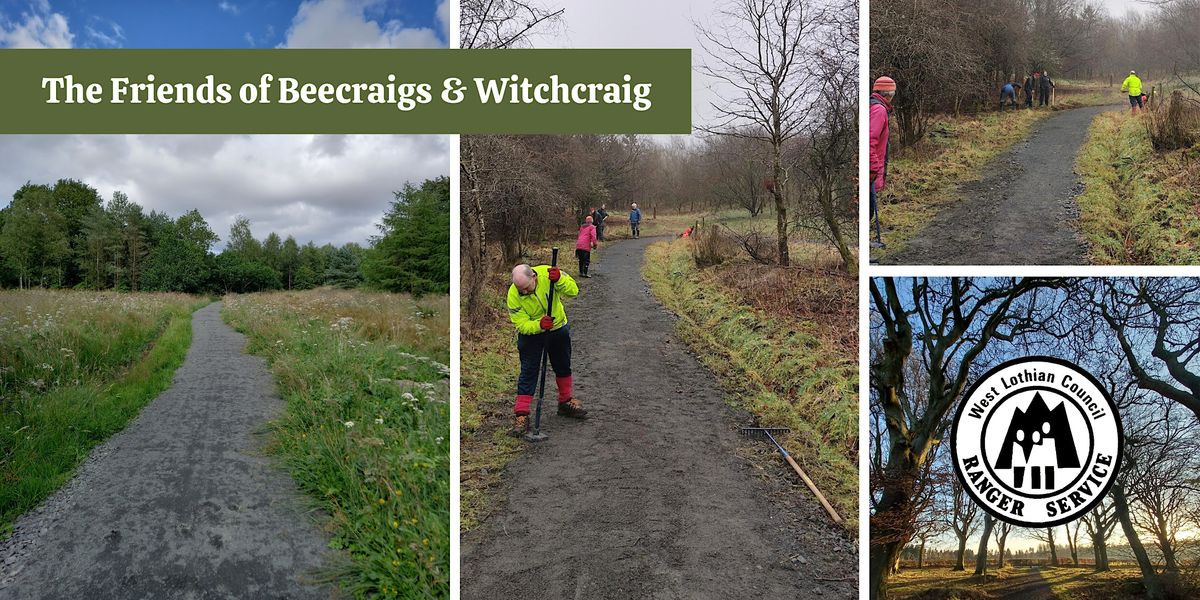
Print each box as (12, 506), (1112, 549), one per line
(516, 325), (572, 396)
(595, 224), (605, 241)
(1039, 90), (1050, 106)
(631, 222), (640, 237)
(576, 249), (591, 275)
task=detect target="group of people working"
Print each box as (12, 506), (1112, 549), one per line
(999, 71), (1057, 111)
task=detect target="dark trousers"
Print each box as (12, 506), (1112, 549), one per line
(631, 222), (640, 238)
(595, 225), (605, 241)
(576, 249), (591, 275)
(1039, 90), (1050, 106)
(516, 325), (572, 396)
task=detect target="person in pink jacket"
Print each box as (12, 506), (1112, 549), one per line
(869, 76), (896, 248)
(576, 215), (598, 277)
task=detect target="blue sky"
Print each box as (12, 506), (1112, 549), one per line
(0, 0), (449, 49)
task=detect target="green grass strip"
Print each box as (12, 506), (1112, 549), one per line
(643, 240), (857, 529)
(1076, 112), (1200, 264)
(223, 298), (450, 600)
(0, 302), (201, 534)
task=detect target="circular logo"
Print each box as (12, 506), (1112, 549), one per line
(951, 356), (1122, 527)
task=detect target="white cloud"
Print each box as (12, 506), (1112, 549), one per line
(436, 0), (448, 37)
(0, 1), (73, 48)
(0, 135), (450, 249)
(84, 18), (124, 47)
(281, 0), (443, 48)
(218, 1), (240, 16)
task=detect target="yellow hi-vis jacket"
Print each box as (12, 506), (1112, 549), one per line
(1121, 74), (1142, 97)
(507, 265), (578, 335)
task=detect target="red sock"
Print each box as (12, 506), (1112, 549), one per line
(514, 395), (533, 415)
(556, 375), (573, 403)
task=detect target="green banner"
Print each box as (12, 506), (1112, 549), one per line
(0, 49), (691, 134)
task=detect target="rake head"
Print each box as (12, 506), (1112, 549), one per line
(740, 427), (791, 440)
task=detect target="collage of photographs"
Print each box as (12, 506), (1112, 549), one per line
(0, 0), (1197, 599)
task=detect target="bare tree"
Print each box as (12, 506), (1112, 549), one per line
(868, 277), (1062, 599)
(460, 0), (563, 49)
(790, 0), (857, 271)
(699, 0), (825, 266)
(992, 520), (1013, 569)
(973, 512), (994, 575)
(1029, 527), (1060, 566)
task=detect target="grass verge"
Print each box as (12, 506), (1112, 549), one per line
(459, 283), (525, 533)
(0, 290), (203, 534)
(1076, 111), (1200, 264)
(872, 85), (1116, 259)
(887, 564), (1196, 600)
(222, 289), (450, 599)
(642, 238), (857, 529)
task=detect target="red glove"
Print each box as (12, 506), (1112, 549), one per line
(540, 315), (554, 330)
(548, 267), (561, 282)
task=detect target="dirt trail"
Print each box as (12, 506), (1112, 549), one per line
(882, 104), (1117, 265)
(0, 302), (332, 599)
(994, 567), (1055, 600)
(461, 237), (856, 599)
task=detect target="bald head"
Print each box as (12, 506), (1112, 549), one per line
(585, 215), (593, 224)
(512, 264), (537, 294)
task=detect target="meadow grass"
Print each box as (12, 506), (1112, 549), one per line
(221, 288), (450, 599)
(873, 85), (1116, 259)
(1076, 111), (1200, 264)
(0, 290), (202, 533)
(642, 238), (858, 530)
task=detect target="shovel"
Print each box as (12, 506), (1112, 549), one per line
(524, 247), (559, 443)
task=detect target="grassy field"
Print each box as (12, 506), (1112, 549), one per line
(1076, 111), (1200, 264)
(0, 290), (204, 534)
(887, 563), (1199, 599)
(871, 82), (1115, 259)
(222, 289), (450, 599)
(643, 236), (858, 529)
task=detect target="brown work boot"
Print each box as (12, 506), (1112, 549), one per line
(511, 414), (529, 438)
(557, 399), (589, 419)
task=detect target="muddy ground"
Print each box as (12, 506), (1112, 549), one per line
(461, 237), (857, 599)
(0, 302), (333, 600)
(882, 104), (1118, 265)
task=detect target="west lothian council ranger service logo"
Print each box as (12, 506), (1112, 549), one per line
(951, 356), (1123, 527)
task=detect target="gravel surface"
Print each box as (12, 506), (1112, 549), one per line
(461, 237), (857, 599)
(882, 104), (1118, 265)
(0, 302), (335, 600)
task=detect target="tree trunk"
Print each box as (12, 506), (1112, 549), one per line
(1155, 525), (1179, 572)
(770, 137), (789, 266)
(1091, 532), (1108, 571)
(1114, 483), (1166, 599)
(869, 540), (904, 600)
(974, 514), (995, 575)
(953, 536), (968, 571)
(918, 542), (926, 569)
(1046, 529), (1059, 566)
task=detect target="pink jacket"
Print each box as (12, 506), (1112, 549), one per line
(576, 224), (597, 250)
(869, 93), (892, 192)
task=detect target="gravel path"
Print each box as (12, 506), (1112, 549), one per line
(882, 104), (1118, 265)
(461, 237), (857, 599)
(0, 302), (334, 600)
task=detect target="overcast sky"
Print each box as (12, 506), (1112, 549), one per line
(531, 0), (730, 140)
(0, 0), (449, 249)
